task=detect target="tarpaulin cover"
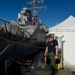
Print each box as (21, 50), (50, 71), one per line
(28, 51), (53, 75)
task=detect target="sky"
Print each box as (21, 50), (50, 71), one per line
(0, 0), (75, 28)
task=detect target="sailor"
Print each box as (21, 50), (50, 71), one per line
(44, 34), (59, 75)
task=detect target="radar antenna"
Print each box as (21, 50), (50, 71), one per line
(26, 0), (46, 23)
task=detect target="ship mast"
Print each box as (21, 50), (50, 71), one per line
(27, 0), (46, 23)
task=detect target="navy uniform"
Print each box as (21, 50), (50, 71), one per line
(47, 39), (58, 69)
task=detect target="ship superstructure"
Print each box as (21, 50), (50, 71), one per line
(11, 0), (47, 38)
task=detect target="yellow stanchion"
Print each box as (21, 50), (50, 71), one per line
(55, 64), (60, 70)
(55, 52), (61, 70)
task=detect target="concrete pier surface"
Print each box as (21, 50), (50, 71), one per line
(55, 67), (75, 75)
(21, 66), (75, 75)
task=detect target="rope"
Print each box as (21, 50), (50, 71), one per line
(0, 35), (45, 56)
(0, 36), (26, 43)
(11, 58), (31, 66)
(0, 36), (45, 49)
(0, 37), (26, 56)
(27, 68), (34, 75)
(0, 36), (11, 43)
(17, 38), (26, 43)
(0, 44), (13, 56)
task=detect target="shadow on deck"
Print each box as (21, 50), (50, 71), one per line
(72, 71), (75, 75)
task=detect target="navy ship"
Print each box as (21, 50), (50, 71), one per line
(0, 0), (48, 74)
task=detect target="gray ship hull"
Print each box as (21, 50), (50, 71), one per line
(0, 28), (46, 74)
